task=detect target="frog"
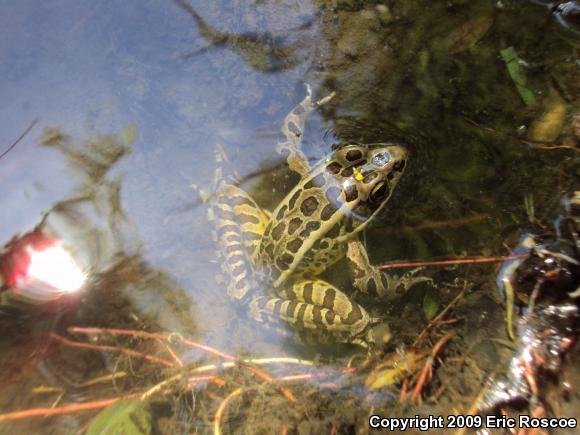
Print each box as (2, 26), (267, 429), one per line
(209, 85), (428, 348)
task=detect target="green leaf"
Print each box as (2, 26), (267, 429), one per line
(422, 292), (440, 321)
(87, 399), (152, 435)
(500, 47), (538, 106)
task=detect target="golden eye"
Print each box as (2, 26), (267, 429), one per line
(370, 181), (390, 202)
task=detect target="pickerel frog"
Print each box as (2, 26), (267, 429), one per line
(210, 85), (427, 348)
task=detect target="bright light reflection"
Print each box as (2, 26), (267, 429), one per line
(26, 245), (86, 293)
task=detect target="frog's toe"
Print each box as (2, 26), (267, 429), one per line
(398, 267), (433, 290)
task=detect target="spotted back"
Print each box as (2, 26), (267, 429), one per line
(259, 143), (407, 287)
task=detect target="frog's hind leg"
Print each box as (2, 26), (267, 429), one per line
(210, 150), (270, 301)
(347, 239), (432, 298)
(209, 197), (253, 302)
(249, 278), (374, 340)
(276, 84), (335, 177)
(215, 184), (270, 260)
(211, 148), (270, 260)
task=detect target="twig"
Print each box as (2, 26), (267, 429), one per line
(68, 327), (296, 402)
(522, 140), (579, 153)
(276, 374), (314, 382)
(190, 357), (315, 375)
(69, 328), (235, 360)
(399, 378), (409, 402)
(414, 285), (467, 346)
(0, 118), (38, 160)
(214, 386), (261, 435)
(0, 393), (140, 421)
(378, 254), (526, 270)
(159, 339), (184, 367)
(176, 337), (297, 402)
(77, 372), (127, 388)
(411, 332), (455, 401)
(50, 333), (174, 368)
(141, 374), (182, 400)
(187, 375), (226, 388)
(463, 116), (578, 153)
(463, 116), (498, 133)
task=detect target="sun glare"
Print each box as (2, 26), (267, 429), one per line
(26, 245), (86, 293)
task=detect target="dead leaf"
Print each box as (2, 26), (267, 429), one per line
(528, 89), (567, 142)
(444, 16), (494, 54)
(365, 351), (424, 390)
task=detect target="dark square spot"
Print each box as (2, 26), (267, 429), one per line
(288, 217), (302, 235)
(300, 196), (319, 216)
(286, 238), (303, 253)
(326, 161), (342, 174)
(271, 222), (285, 241)
(346, 149), (363, 161)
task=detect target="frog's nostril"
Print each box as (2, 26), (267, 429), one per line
(363, 171), (378, 184)
(393, 160), (406, 172)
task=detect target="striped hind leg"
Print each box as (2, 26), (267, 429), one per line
(212, 182), (270, 260)
(276, 84), (335, 177)
(209, 198), (253, 302)
(209, 149), (271, 301)
(248, 278), (377, 345)
(211, 147), (270, 259)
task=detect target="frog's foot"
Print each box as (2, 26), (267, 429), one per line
(394, 267), (434, 294)
(248, 278), (372, 344)
(347, 239), (432, 298)
(190, 183), (212, 204)
(276, 84), (336, 177)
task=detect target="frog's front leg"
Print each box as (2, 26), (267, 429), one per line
(248, 278), (374, 338)
(276, 84), (335, 177)
(347, 239), (432, 298)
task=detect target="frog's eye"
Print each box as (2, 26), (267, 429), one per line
(369, 181), (390, 203)
(372, 151), (391, 167)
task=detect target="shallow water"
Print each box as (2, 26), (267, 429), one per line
(0, 0), (578, 433)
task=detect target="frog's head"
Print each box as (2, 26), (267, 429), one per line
(324, 143), (407, 226)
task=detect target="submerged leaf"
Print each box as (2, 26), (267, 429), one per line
(422, 291), (440, 321)
(365, 351), (423, 390)
(528, 89), (567, 142)
(500, 47), (538, 106)
(444, 16), (494, 54)
(87, 399), (152, 435)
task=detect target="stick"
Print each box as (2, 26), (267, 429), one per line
(0, 393), (140, 421)
(378, 254), (525, 270)
(0, 118), (38, 160)
(50, 333), (174, 368)
(68, 327), (296, 402)
(214, 386), (261, 435)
